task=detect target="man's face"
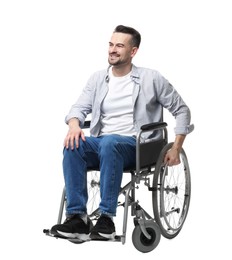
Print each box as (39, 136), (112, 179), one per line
(108, 32), (137, 67)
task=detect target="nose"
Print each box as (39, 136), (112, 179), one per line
(109, 45), (117, 53)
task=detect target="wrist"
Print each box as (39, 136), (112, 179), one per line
(171, 144), (181, 153)
(68, 118), (79, 128)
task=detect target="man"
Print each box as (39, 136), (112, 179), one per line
(51, 25), (194, 241)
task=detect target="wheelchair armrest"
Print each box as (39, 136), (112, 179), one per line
(83, 120), (91, 129)
(140, 122), (167, 131)
(83, 121), (167, 131)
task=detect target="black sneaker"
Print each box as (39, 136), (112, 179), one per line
(51, 214), (93, 240)
(90, 215), (116, 240)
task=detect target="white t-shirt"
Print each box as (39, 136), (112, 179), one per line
(100, 68), (136, 136)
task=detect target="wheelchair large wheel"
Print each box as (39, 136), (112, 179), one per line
(152, 142), (191, 239)
(132, 220), (161, 253)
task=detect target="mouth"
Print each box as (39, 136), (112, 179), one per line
(109, 53), (119, 58)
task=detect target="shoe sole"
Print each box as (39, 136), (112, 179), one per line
(56, 231), (91, 241)
(90, 232), (116, 241)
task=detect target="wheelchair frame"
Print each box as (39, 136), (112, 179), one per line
(44, 121), (191, 253)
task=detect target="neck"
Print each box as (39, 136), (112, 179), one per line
(112, 63), (132, 77)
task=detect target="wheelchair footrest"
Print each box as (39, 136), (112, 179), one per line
(43, 228), (90, 243)
(43, 229), (122, 243)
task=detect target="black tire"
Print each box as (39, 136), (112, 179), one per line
(132, 221), (161, 253)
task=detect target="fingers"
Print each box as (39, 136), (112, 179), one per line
(64, 134), (79, 150)
(164, 151), (180, 166)
(166, 158), (180, 166)
(80, 131), (86, 142)
(64, 134), (76, 150)
(63, 130), (85, 150)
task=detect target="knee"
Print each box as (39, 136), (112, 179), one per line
(63, 138), (86, 157)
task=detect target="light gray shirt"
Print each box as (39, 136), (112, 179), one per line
(65, 64), (194, 137)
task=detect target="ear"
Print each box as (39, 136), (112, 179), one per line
(131, 47), (138, 58)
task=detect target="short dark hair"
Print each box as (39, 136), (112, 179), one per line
(114, 25), (141, 48)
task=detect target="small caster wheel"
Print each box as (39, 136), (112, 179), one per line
(132, 220), (161, 253)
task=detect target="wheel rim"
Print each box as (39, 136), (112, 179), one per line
(160, 152), (191, 232)
(153, 143), (191, 238)
(140, 228), (157, 246)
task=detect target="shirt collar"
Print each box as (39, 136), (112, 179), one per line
(105, 64), (140, 83)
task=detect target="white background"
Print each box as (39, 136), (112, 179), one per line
(0, 0), (231, 259)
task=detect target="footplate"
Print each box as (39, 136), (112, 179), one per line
(43, 229), (88, 243)
(43, 229), (121, 243)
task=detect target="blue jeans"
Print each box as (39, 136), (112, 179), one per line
(63, 134), (136, 217)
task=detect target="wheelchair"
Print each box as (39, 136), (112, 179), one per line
(44, 121), (191, 253)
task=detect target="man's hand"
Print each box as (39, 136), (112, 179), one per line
(164, 134), (186, 166)
(164, 147), (181, 166)
(63, 118), (86, 149)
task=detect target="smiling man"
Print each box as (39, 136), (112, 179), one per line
(108, 32), (138, 72)
(50, 25), (194, 241)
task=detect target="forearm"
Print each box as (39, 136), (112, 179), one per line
(164, 134), (186, 166)
(171, 134), (186, 152)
